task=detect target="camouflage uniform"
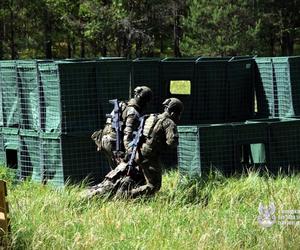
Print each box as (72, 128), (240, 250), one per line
(92, 99), (141, 169)
(91, 86), (153, 169)
(129, 111), (179, 197)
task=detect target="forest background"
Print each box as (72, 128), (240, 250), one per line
(0, 0), (299, 60)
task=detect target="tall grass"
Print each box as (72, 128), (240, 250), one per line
(1, 167), (300, 249)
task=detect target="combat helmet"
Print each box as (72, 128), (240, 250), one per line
(162, 97), (184, 121)
(133, 86), (153, 107)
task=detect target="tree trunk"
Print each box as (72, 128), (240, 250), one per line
(80, 37), (85, 58)
(9, 1), (16, 59)
(67, 38), (72, 58)
(100, 45), (107, 57)
(135, 35), (142, 58)
(281, 31), (294, 56)
(44, 9), (53, 59)
(173, 7), (181, 57)
(0, 0), (4, 59)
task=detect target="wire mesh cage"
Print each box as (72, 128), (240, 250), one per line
(132, 58), (162, 114)
(178, 124), (235, 177)
(95, 59), (131, 126)
(178, 118), (300, 177)
(0, 61), (19, 128)
(255, 56), (300, 118)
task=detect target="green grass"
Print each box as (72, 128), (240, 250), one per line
(1, 167), (300, 249)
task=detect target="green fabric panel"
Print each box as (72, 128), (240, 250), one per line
(178, 124), (234, 176)
(161, 59), (196, 125)
(269, 119), (300, 171)
(228, 59), (254, 121)
(194, 58), (228, 124)
(178, 126), (201, 176)
(132, 59), (161, 113)
(38, 62), (61, 133)
(272, 57), (295, 117)
(3, 133), (19, 150)
(234, 122), (269, 170)
(40, 137), (64, 186)
(59, 62), (99, 134)
(19, 135), (40, 181)
(17, 61), (40, 131)
(0, 61), (19, 127)
(61, 134), (109, 184)
(199, 124), (234, 174)
(250, 143), (266, 164)
(255, 57), (274, 117)
(288, 56), (300, 116)
(96, 60), (131, 126)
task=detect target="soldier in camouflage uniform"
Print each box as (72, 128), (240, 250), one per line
(84, 97), (183, 199)
(129, 97), (183, 197)
(91, 86), (153, 169)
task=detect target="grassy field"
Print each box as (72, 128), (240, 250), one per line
(1, 167), (300, 249)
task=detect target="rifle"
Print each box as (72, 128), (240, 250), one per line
(127, 115), (147, 175)
(106, 99), (123, 156)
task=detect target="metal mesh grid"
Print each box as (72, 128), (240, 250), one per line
(19, 130), (40, 181)
(161, 58), (197, 125)
(0, 61), (19, 128)
(59, 62), (99, 134)
(228, 58), (255, 121)
(17, 61), (40, 131)
(96, 60), (131, 126)
(255, 57), (300, 118)
(132, 59), (162, 114)
(255, 57), (274, 117)
(178, 118), (300, 177)
(38, 62), (61, 133)
(194, 58), (228, 124)
(272, 57), (294, 117)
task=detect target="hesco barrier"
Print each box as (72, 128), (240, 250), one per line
(0, 61), (19, 128)
(39, 61), (99, 134)
(178, 118), (300, 177)
(95, 59), (131, 125)
(255, 56), (300, 118)
(132, 58), (162, 113)
(0, 130), (107, 186)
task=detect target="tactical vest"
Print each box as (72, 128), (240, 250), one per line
(143, 114), (166, 141)
(106, 101), (140, 125)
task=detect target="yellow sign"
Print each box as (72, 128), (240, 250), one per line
(170, 80), (191, 95)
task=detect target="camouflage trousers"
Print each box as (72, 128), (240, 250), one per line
(83, 162), (146, 199)
(130, 157), (162, 198)
(91, 125), (118, 169)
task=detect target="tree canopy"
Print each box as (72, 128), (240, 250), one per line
(0, 0), (299, 59)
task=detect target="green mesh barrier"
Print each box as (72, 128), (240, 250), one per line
(227, 58), (255, 121)
(0, 131), (4, 164)
(2, 129), (20, 177)
(272, 57), (294, 117)
(132, 58), (162, 113)
(161, 57), (198, 125)
(255, 56), (300, 118)
(255, 57), (274, 117)
(178, 124), (234, 177)
(95, 60), (131, 126)
(289, 57), (300, 116)
(19, 130), (40, 181)
(269, 119), (300, 172)
(0, 61), (19, 127)
(194, 57), (229, 124)
(39, 133), (109, 186)
(58, 62), (99, 134)
(17, 61), (40, 131)
(38, 62), (61, 133)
